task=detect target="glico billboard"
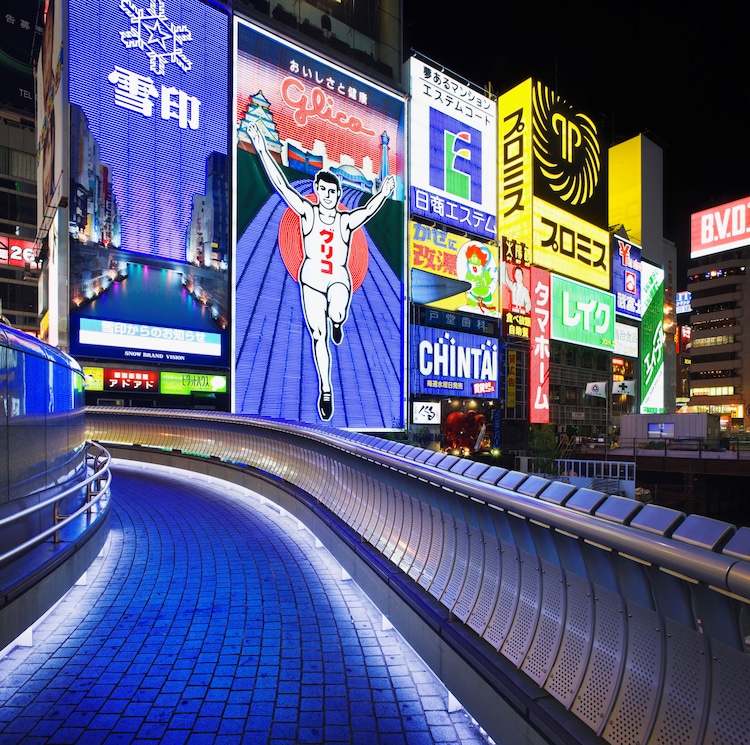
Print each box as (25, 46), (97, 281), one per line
(408, 58), (497, 241)
(690, 195), (750, 259)
(235, 20), (406, 428)
(498, 78), (609, 290)
(67, 0), (231, 368)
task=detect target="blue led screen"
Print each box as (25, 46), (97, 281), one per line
(67, 0), (230, 368)
(410, 325), (499, 398)
(612, 235), (642, 320)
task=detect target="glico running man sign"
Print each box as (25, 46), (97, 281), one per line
(234, 19), (406, 428)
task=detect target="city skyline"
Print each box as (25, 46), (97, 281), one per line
(404, 0), (748, 285)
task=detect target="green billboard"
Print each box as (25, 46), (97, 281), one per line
(551, 275), (615, 350)
(160, 372), (228, 396)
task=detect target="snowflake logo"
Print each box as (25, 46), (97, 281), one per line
(119, 0), (192, 76)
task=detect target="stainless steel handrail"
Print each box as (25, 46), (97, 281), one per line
(87, 408), (750, 600)
(0, 441), (112, 566)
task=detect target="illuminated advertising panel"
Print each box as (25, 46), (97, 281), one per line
(0, 2), (36, 114)
(498, 78), (532, 246)
(690, 195), (750, 258)
(530, 266), (550, 423)
(530, 81), (606, 226)
(412, 401), (440, 425)
(82, 366), (104, 391)
(501, 261), (531, 339)
(614, 321), (639, 358)
(612, 236), (642, 319)
(409, 221), (499, 317)
(680, 325), (691, 354)
(67, 0), (230, 368)
(550, 275), (615, 351)
(160, 371), (227, 395)
(533, 199), (609, 290)
(506, 349), (517, 409)
(676, 291), (692, 315)
(498, 79), (609, 287)
(103, 368), (159, 392)
(235, 20), (406, 428)
(408, 58), (496, 240)
(640, 261), (665, 413)
(0, 238), (40, 270)
(410, 326), (498, 398)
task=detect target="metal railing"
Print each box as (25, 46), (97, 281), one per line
(0, 441), (112, 567)
(86, 409), (750, 745)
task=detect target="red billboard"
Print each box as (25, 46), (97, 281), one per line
(0, 238), (40, 269)
(529, 266), (550, 424)
(691, 195), (750, 258)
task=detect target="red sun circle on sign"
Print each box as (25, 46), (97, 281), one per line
(277, 196), (369, 291)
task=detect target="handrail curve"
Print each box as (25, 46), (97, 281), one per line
(0, 441), (112, 567)
(86, 408), (750, 745)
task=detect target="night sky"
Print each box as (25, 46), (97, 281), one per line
(403, 0), (750, 287)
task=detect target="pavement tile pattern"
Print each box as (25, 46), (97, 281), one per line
(0, 461), (490, 744)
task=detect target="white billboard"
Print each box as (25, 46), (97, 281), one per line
(408, 57), (497, 240)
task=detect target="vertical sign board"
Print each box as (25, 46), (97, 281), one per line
(640, 260), (665, 413)
(408, 58), (496, 241)
(550, 275), (615, 351)
(498, 78), (532, 249)
(67, 0), (231, 368)
(36, 0), (66, 345)
(529, 266), (550, 423)
(498, 79), (609, 291)
(408, 221), (500, 317)
(612, 235), (642, 319)
(501, 260), (531, 339)
(235, 20), (406, 428)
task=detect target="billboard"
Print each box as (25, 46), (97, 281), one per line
(67, 0), (231, 368)
(408, 58), (496, 240)
(533, 199), (609, 290)
(409, 221), (499, 317)
(550, 275), (615, 351)
(0, 238), (41, 270)
(498, 78), (609, 289)
(0, 0), (37, 114)
(614, 321), (639, 358)
(530, 81), (607, 225)
(640, 260), (665, 413)
(529, 266), (550, 424)
(676, 291), (692, 315)
(501, 261), (531, 339)
(235, 20), (406, 428)
(410, 326), (498, 398)
(691, 196), (750, 258)
(612, 235), (642, 319)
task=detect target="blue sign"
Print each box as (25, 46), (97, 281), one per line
(410, 326), (499, 398)
(67, 0), (230, 368)
(612, 236), (642, 319)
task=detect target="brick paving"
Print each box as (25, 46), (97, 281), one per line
(0, 461), (490, 744)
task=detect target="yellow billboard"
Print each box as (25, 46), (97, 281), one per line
(498, 78), (609, 287)
(533, 199), (610, 290)
(409, 221), (500, 317)
(498, 78), (532, 247)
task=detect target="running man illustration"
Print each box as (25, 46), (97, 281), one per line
(246, 122), (396, 421)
